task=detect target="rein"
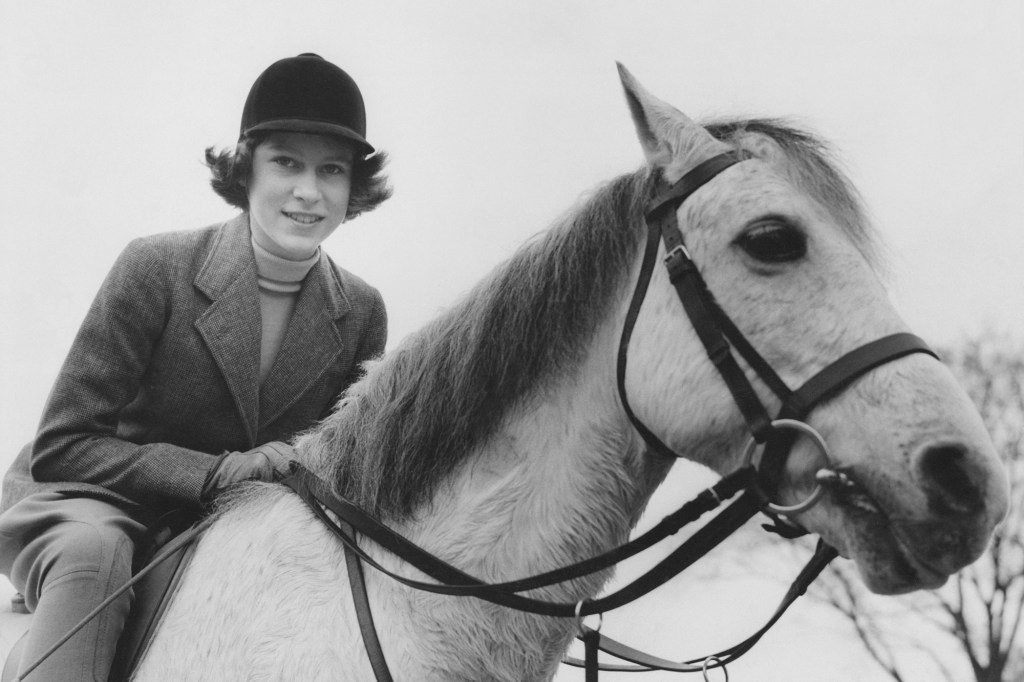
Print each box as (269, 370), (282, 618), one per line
(283, 151), (939, 681)
(283, 465), (759, 617)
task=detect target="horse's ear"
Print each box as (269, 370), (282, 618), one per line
(617, 63), (731, 182)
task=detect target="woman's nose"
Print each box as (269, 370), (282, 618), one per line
(292, 172), (321, 202)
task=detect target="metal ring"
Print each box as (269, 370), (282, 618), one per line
(702, 655), (728, 682)
(573, 600), (602, 636)
(742, 418), (831, 515)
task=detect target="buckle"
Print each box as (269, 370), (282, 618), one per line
(663, 244), (695, 282)
(663, 243), (691, 264)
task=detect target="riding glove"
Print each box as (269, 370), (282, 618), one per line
(201, 441), (297, 502)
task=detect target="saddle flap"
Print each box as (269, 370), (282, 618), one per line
(107, 532), (198, 682)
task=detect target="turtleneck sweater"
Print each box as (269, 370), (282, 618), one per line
(251, 237), (318, 384)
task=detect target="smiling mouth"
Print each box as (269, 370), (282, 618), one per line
(283, 211), (323, 225)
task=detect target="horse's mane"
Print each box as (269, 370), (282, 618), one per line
(296, 118), (878, 521)
(298, 167), (652, 519)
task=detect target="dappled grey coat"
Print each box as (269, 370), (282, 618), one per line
(0, 215), (386, 515)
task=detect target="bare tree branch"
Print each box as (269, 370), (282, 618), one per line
(764, 333), (1024, 681)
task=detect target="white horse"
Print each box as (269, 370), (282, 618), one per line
(14, 66), (1013, 681)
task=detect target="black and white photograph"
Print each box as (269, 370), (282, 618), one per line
(1, 2), (1022, 680)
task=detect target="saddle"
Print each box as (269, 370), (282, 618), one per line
(2, 514), (202, 682)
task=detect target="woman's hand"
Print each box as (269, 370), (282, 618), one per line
(201, 442), (297, 501)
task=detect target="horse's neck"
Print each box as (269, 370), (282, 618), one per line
(378, 334), (669, 680)
(420, 347), (649, 579)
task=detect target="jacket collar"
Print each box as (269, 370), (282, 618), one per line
(195, 215), (353, 318)
(194, 215), (255, 301)
(194, 215), (350, 443)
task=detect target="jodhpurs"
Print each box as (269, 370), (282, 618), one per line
(0, 493), (148, 682)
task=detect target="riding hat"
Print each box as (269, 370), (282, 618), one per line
(240, 53), (374, 155)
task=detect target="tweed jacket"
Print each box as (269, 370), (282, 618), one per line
(0, 215), (386, 515)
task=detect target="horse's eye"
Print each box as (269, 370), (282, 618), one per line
(736, 221), (807, 263)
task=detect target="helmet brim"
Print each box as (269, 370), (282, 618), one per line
(243, 118), (375, 155)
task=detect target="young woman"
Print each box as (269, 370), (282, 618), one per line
(0, 53), (391, 681)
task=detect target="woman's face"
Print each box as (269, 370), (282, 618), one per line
(247, 132), (355, 260)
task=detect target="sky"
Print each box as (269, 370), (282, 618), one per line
(1, 1), (1022, 680)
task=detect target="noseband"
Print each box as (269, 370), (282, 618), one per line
(283, 151), (940, 681)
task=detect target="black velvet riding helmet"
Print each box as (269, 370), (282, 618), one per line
(240, 53), (374, 155)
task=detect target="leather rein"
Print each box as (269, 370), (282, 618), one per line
(283, 151), (938, 681)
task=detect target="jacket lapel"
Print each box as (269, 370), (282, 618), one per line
(259, 252), (350, 426)
(194, 216), (262, 445)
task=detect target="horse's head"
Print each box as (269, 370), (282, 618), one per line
(616, 65), (1009, 594)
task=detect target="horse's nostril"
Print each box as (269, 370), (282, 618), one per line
(917, 444), (986, 516)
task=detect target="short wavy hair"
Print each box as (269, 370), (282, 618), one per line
(205, 132), (392, 219)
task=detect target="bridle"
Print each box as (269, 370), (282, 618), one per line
(619, 150), (936, 515)
(283, 150), (939, 681)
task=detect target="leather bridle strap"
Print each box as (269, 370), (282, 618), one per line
(340, 521), (395, 682)
(576, 336), (938, 673)
(649, 151), (795, 422)
(617, 219), (679, 459)
(284, 467), (762, 618)
(756, 332), (938, 499)
(618, 151), (940, 494)
(783, 333), (937, 420)
(618, 150), (787, 460)
(564, 540), (839, 673)
(287, 470), (826, 679)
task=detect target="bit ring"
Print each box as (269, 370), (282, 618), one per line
(742, 419), (831, 515)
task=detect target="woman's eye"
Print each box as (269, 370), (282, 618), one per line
(736, 221), (807, 263)
(273, 156), (297, 168)
(322, 164), (347, 176)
